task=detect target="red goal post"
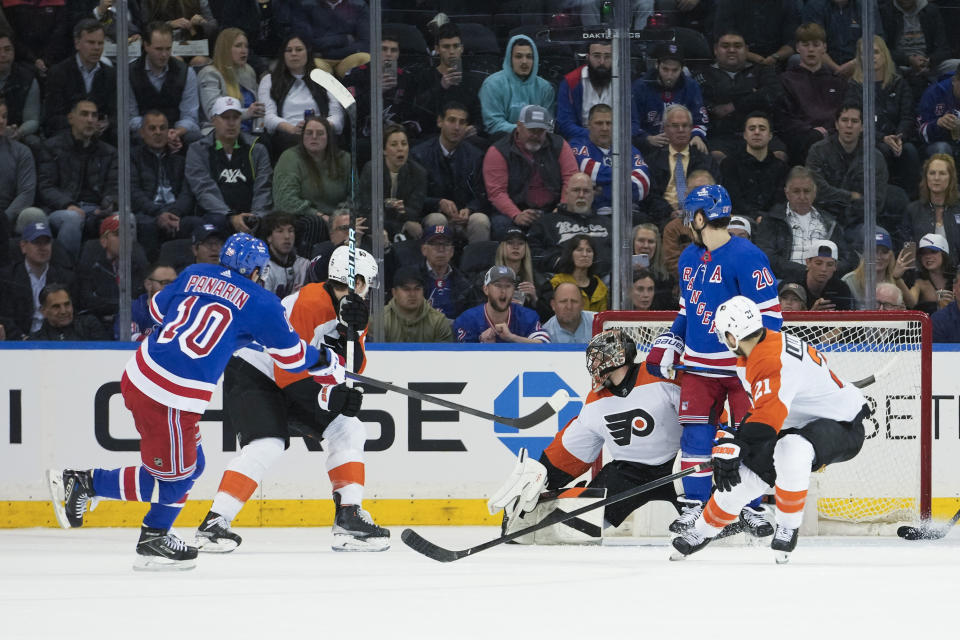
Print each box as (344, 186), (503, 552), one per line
(592, 310), (932, 532)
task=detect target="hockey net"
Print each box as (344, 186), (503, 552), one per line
(593, 311), (932, 535)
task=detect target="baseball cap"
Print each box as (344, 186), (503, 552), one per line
(518, 104), (553, 131)
(728, 216), (752, 237)
(653, 42), (684, 65)
(392, 265), (423, 288)
(778, 282), (808, 306)
(918, 233), (949, 254)
(484, 265), (517, 286)
(421, 224), (454, 244)
(503, 228), (526, 242)
(804, 239), (838, 261)
(192, 222), (228, 245)
(21, 221), (52, 242)
(99, 214), (120, 236)
(211, 96), (243, 117)
(875, 227), (892, 250)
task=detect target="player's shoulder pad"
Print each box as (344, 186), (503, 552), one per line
(635, 364), (681, 388)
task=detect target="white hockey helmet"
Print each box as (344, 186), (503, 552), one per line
(714, 295), (763, 351)
(328, 245), (379, 297)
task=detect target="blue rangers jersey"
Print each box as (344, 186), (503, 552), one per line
(453, 303), (550, 343)
(569, 136), (650, 209)
(671, 236), (782, 373)
(123, 263), (320, 413)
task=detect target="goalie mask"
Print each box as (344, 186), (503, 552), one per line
(328, 245), (379, 298)
(715, 295), (763, 352)
(586, 329), (638, 391)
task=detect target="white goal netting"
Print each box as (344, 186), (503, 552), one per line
(595, 311), (932, 534)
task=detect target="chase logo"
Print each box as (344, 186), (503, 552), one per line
(493, 372), (581, 459)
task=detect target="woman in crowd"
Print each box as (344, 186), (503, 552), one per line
(273, 116), (352, 255)
(549, 234), (608, 312)
(198, 28), (264, 133)
(494, 229), (550, 315)
(630, 268), (657, 311)
(258, 34), (345, 158)
(903, 154), (960, 258)
(842, 229), (917, 309)
(847, 36), (919, 198)
(358, 124), (427, 241)
(632, 222), (677, 309)
(907, 234), (956, 314)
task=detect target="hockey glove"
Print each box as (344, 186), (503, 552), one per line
(487, 448), (548, 521)
(318, 383), (364, 417)
(646, 331), (684, 380)
(711, 429), (745, 492)
(308, 346), (346, 386)
(338, 292), (369, 333)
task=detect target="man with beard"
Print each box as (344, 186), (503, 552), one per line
(482, 104), (578, 239)
(570, 103), (650, 213)
(453, 265), (550, 343)
(479, 36), (556, 138)
(556, 40), (613, 141)
(631, 43), (708, 155)
(527, 172), (612, 275)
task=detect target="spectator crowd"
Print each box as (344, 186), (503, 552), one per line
(1, 0), (960, 344)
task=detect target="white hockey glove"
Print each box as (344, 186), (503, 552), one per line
(645, 331), (684, 380)
(308, 346), (346, 386)
(487, 448), (548, 521)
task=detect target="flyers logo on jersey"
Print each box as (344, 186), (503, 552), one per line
(603, 408), (655, 446)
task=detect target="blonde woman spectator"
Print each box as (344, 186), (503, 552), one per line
(495, 228), (549, 312)
(198, 28), (263, 134)
(841, 227), (917, 309)
(904, 154), (960, 258)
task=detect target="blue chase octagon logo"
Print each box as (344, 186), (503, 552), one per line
(493, 372), (582, 459)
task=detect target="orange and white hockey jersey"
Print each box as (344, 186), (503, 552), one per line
(738, 330), (865, 432)
(543, 368), (683, 479)
(236, 282), (367, 385)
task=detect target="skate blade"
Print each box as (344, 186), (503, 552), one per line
(45, 469), (71, 530)
(774, 551), (791, 564)
(196, 536), (239, 553)
(668, 550), (688, 561)
(133, 555), (198, 571)
(331, 534), (390, 552)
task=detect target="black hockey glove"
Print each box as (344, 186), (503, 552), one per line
(338, 292), (369, 333)
(711, 429), (745, 492)
(322, 384), (364, 417)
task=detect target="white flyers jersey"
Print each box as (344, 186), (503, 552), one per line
(542, 367), (682, 478)
(739, 330), (866, 432)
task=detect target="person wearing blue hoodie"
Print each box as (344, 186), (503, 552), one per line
(479, 35), (556, 138)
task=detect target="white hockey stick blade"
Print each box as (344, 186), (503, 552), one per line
(309, 68), (356, 111)
(547, 389), (571, 411)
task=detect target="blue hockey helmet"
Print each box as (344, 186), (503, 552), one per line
(220, 232), (270, 276)
(683, 184), (732, 226)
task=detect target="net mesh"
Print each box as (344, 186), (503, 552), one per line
(599, 314), (926, 526)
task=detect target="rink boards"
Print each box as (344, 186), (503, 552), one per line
(0, 342), (958, 527)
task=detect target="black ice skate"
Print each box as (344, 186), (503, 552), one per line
(740, 505), (774, 537)
(134, 526), (198, 571)
(669, 498), (704, 533)
(771, 525), (799, 564)
(196, 511), (242, 553)
(47, 469), (95, 529)
(332, 494), (390, 552)
(670, 527), (713, 560)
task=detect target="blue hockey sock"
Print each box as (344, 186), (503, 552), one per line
(142, 445), (206, 531)
(680, 423), (717, 504)
(92, 466), (157, 501)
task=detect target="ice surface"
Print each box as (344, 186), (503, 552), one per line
(2, 526), (957, 639)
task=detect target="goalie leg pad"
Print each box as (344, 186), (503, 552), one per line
(505, 488), (607, 545)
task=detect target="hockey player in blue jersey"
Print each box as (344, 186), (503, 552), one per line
(646, 185), (782, 535)
(46, 233), (342, 571)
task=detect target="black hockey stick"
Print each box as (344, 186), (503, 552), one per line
(345, 371), (570, 429)
(400, 463), (708, 562)
(896, 507), (960, 540)
(673, 364), (877, 389)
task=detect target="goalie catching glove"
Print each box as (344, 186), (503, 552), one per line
(318, 383), (363, 417)
(487, 448), (548, 522)
(646, 331), (683, 380)
(338, 292), (369, 333)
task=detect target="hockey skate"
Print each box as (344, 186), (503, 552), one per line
(669, 527), (713, 560)
(47, 469), (95, 529)
(771, 525), (799, 564)
(134, 526), (198, 571)
(196, 511), (242, 553)
(740, 505), (774, 537)
(668, 498), (704, 533)
(331, 494), (390, 552)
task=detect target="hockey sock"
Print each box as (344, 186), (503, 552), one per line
(211, 437), (285, 522)
(142, 445), (206, 531)
(325, 418), (366, 505)
(92, 466), (159, 502)
(773, 435), (816, 529)
(697, 499), (738, 537)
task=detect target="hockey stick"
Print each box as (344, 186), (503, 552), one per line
(672, 364), (877, 389)
(400, 463), (708, 562)
(345, 371), (569, 429)
(897, 507), (960, 540)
